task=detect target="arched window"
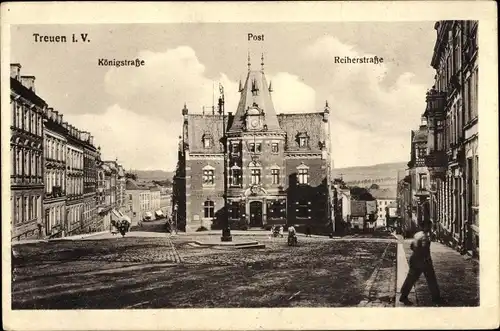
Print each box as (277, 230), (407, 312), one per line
(297, 163), (309, 185)
(204, 199), (215, 218)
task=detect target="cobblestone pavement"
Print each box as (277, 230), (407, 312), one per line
(11, 233), (397, 309)
(402, 239), (479, 307)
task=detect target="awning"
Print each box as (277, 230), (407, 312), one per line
(144, 212), (153, 218)
(155, 210), (164, 217)
(111, 209), (122, 220)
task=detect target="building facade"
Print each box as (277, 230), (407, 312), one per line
(126, 179), (161, 223)
(65, 126), (85, 235)
(42, 107), (67, 237)
(175, 59), (331, 232)
(82, 131), (100, 232)
(424, 20), (479, 256)
(406, 119), (431, 236)
(10, 64), (45, 240)
(369, 188), (397, 228)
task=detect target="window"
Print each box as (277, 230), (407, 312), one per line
(230, 166), (242, 187)
(267, 200), (286, 219)
(231, 143), (239, 154)
(202, 134), (212, 149)
(299, 137), (308, 147)
(297, 132), (310, 148)
(249, 142), (262, 153)
(297, 164), (309, 185)
(203, 167), (215, 186)
(251, 169), (261, 185)
(271, 143), (279, 153)
(419, 174), (427, 190)
(296, 199), (310, 218)
(204, 200), (215, 218)
(271, 169), (280, 185)
(473, 156), (479, 206)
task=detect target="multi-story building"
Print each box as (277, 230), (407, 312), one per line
(407, 119), (431, 234)
(174, 58), (331, 232)
(424, 20), (479, 256)
(65, 125), (85, 235)
(82, 131), (99, 232)
(10, 64), (45, 240)
(397, 173), (413, 237)
(116, 164), (126, 211)
(369, 188), (397, 228)
(126, 179), (158, 223)
(96, 159), (110, 231)
(42, 107), (67, 237)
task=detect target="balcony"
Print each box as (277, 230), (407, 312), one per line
(425, 150), (447, 169)
(424, 88), (446, 119)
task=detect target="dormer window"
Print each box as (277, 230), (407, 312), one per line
(202, 133), (213, 149)
(297, 132), (310, 148)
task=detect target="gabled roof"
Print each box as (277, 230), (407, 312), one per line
(228, 70), (282, 133)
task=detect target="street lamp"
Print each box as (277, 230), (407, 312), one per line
(218, 83), (232, 242)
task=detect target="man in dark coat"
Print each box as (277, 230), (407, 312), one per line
(399, 228), (442, 306)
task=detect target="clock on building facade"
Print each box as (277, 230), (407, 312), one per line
(246, 106), (262, 131)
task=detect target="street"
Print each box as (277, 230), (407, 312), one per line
(10, 224), (478, 309)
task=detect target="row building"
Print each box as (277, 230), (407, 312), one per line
(173, 57), (332, 232)
(10, 63), (127, 240)
(398, 20), (479, 257)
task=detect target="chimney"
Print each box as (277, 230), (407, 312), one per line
(58, 114), (63, 124)
(90, 135), (94, 145)
(20, 76), (36, 92)
(10, 63), (21, 80)
(52, 110), (59, 122)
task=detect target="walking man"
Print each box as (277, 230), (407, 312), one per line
(399, 227), (442, 306)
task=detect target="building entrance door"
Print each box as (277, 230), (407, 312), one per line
(249, 201), (263, 227)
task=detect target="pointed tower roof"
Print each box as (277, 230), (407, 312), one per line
(228, 68), (282, 133)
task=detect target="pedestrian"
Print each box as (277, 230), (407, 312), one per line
(399, 227), (442, 306)
(305, 226), (312, 237)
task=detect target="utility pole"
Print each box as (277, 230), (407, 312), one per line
(219, 83), (232, 242)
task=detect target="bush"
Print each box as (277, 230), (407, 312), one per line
(196, 226), (209, 232)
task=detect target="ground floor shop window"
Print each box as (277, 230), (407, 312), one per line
(267, 200), (286, 219)
(296, 199), (310, 218)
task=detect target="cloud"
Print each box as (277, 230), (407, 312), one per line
(90, 39), (428, 170)
(303, 35), (430, 167)
(98, 46), (317, 170)
(269, 72), (316, 113)
(65, 105), (180, 171)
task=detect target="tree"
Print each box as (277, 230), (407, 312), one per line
(350, 186), (375, 201)
(369, 183), (380, 190)
(125, 172), (137, 181)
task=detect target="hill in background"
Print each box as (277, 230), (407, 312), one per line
(332, 162), (407, 189)
(130, 170), (175, 182)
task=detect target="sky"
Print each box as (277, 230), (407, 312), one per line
(11, 22), (437, 171)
